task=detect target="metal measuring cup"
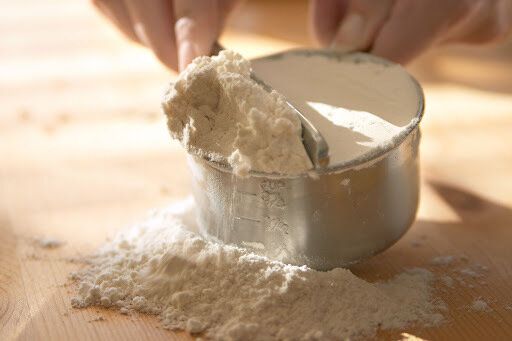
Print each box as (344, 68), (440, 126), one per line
(188, 49), (425, 270)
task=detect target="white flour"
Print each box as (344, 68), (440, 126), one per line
(162, 50), (312, 176)
(36, 236), (64, 249)
(431, 255), (456, 266)
(440, 275), (455, 288)
(470, 298), (492, 312)
(163, 50), (420, 174)
(71, 199), (444, 340)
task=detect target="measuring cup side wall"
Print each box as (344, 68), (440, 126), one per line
(187, 127), (420, 270)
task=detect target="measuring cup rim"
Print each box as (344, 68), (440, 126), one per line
(194, 50), (425, 179)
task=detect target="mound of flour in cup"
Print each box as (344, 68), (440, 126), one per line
(71, 199), (444, 340)
(162, 50), (312, 176)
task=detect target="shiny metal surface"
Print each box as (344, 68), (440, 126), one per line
(189, 129), (420, 270)
(250, 73), (330, 168)
(189, 50), (425, 270)
(293, 102), (330, 168)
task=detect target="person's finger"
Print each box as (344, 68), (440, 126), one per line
(91, 0), (140, 43)
(125, 0), (178, 70)
(309, 0), (348, 46)
(443, 0), (512, 45)
(332, 0), (394, 51)
(173, 0), (223, 71)
(371, 0), (469, 64)
(218, 0), (240, 22)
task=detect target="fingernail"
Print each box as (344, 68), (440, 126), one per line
(328, 43), (358, 54)
(179, 41), (196, 71)
(133, 22), (150, 47)
(333, 14), (366, 49)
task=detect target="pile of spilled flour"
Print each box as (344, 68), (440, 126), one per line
(71, 199), (444, 340)
(162, 50), (312, 176)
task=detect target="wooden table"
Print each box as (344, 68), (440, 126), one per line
(1, 1), (511, 340)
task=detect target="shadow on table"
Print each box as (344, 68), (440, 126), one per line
(351, 180), (512, 278)
(427, 180), (512, 228)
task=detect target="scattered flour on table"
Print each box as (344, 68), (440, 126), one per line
(459, 268), (482, 278)
(430, 255), (455, 266)
(36, 236), (64, 249)
(440, 275), (454, 288)
(430, 255), (491, 289)
(470, 298), (492, 312)
(162, 50), (312, 176)
(71, 199), (444, 340)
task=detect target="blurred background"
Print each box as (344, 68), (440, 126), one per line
(1, 0), (512, 247)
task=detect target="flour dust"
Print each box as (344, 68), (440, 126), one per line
(71, 199), (444, 340)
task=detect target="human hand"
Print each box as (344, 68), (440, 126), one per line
(92, 0), (239, 71)
(310, 0), (512, 64)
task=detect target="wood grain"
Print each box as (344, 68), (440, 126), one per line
(1, 0), (512, 340)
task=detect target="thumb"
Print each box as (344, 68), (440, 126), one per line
(174, 0), (220, 71)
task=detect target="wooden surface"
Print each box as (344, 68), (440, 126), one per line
(1, 1), (512, 340)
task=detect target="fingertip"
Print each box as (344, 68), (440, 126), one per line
(310, 0), (347, 46)
(135, 24), (178, 70)
(152, 44), (179, 71)
(371, 42), (416, 65)
(175, 17), (194, 40)
(174, 16), (217, 71)
(332, 13), (366, 50)
(124, 0), (179, 71)
(372, 53), (409, 65)
(178, 41), (197, 71)
(174, 18), (195, 71)
(371, 26), (422, 65)
(369, 1), (445, 65)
